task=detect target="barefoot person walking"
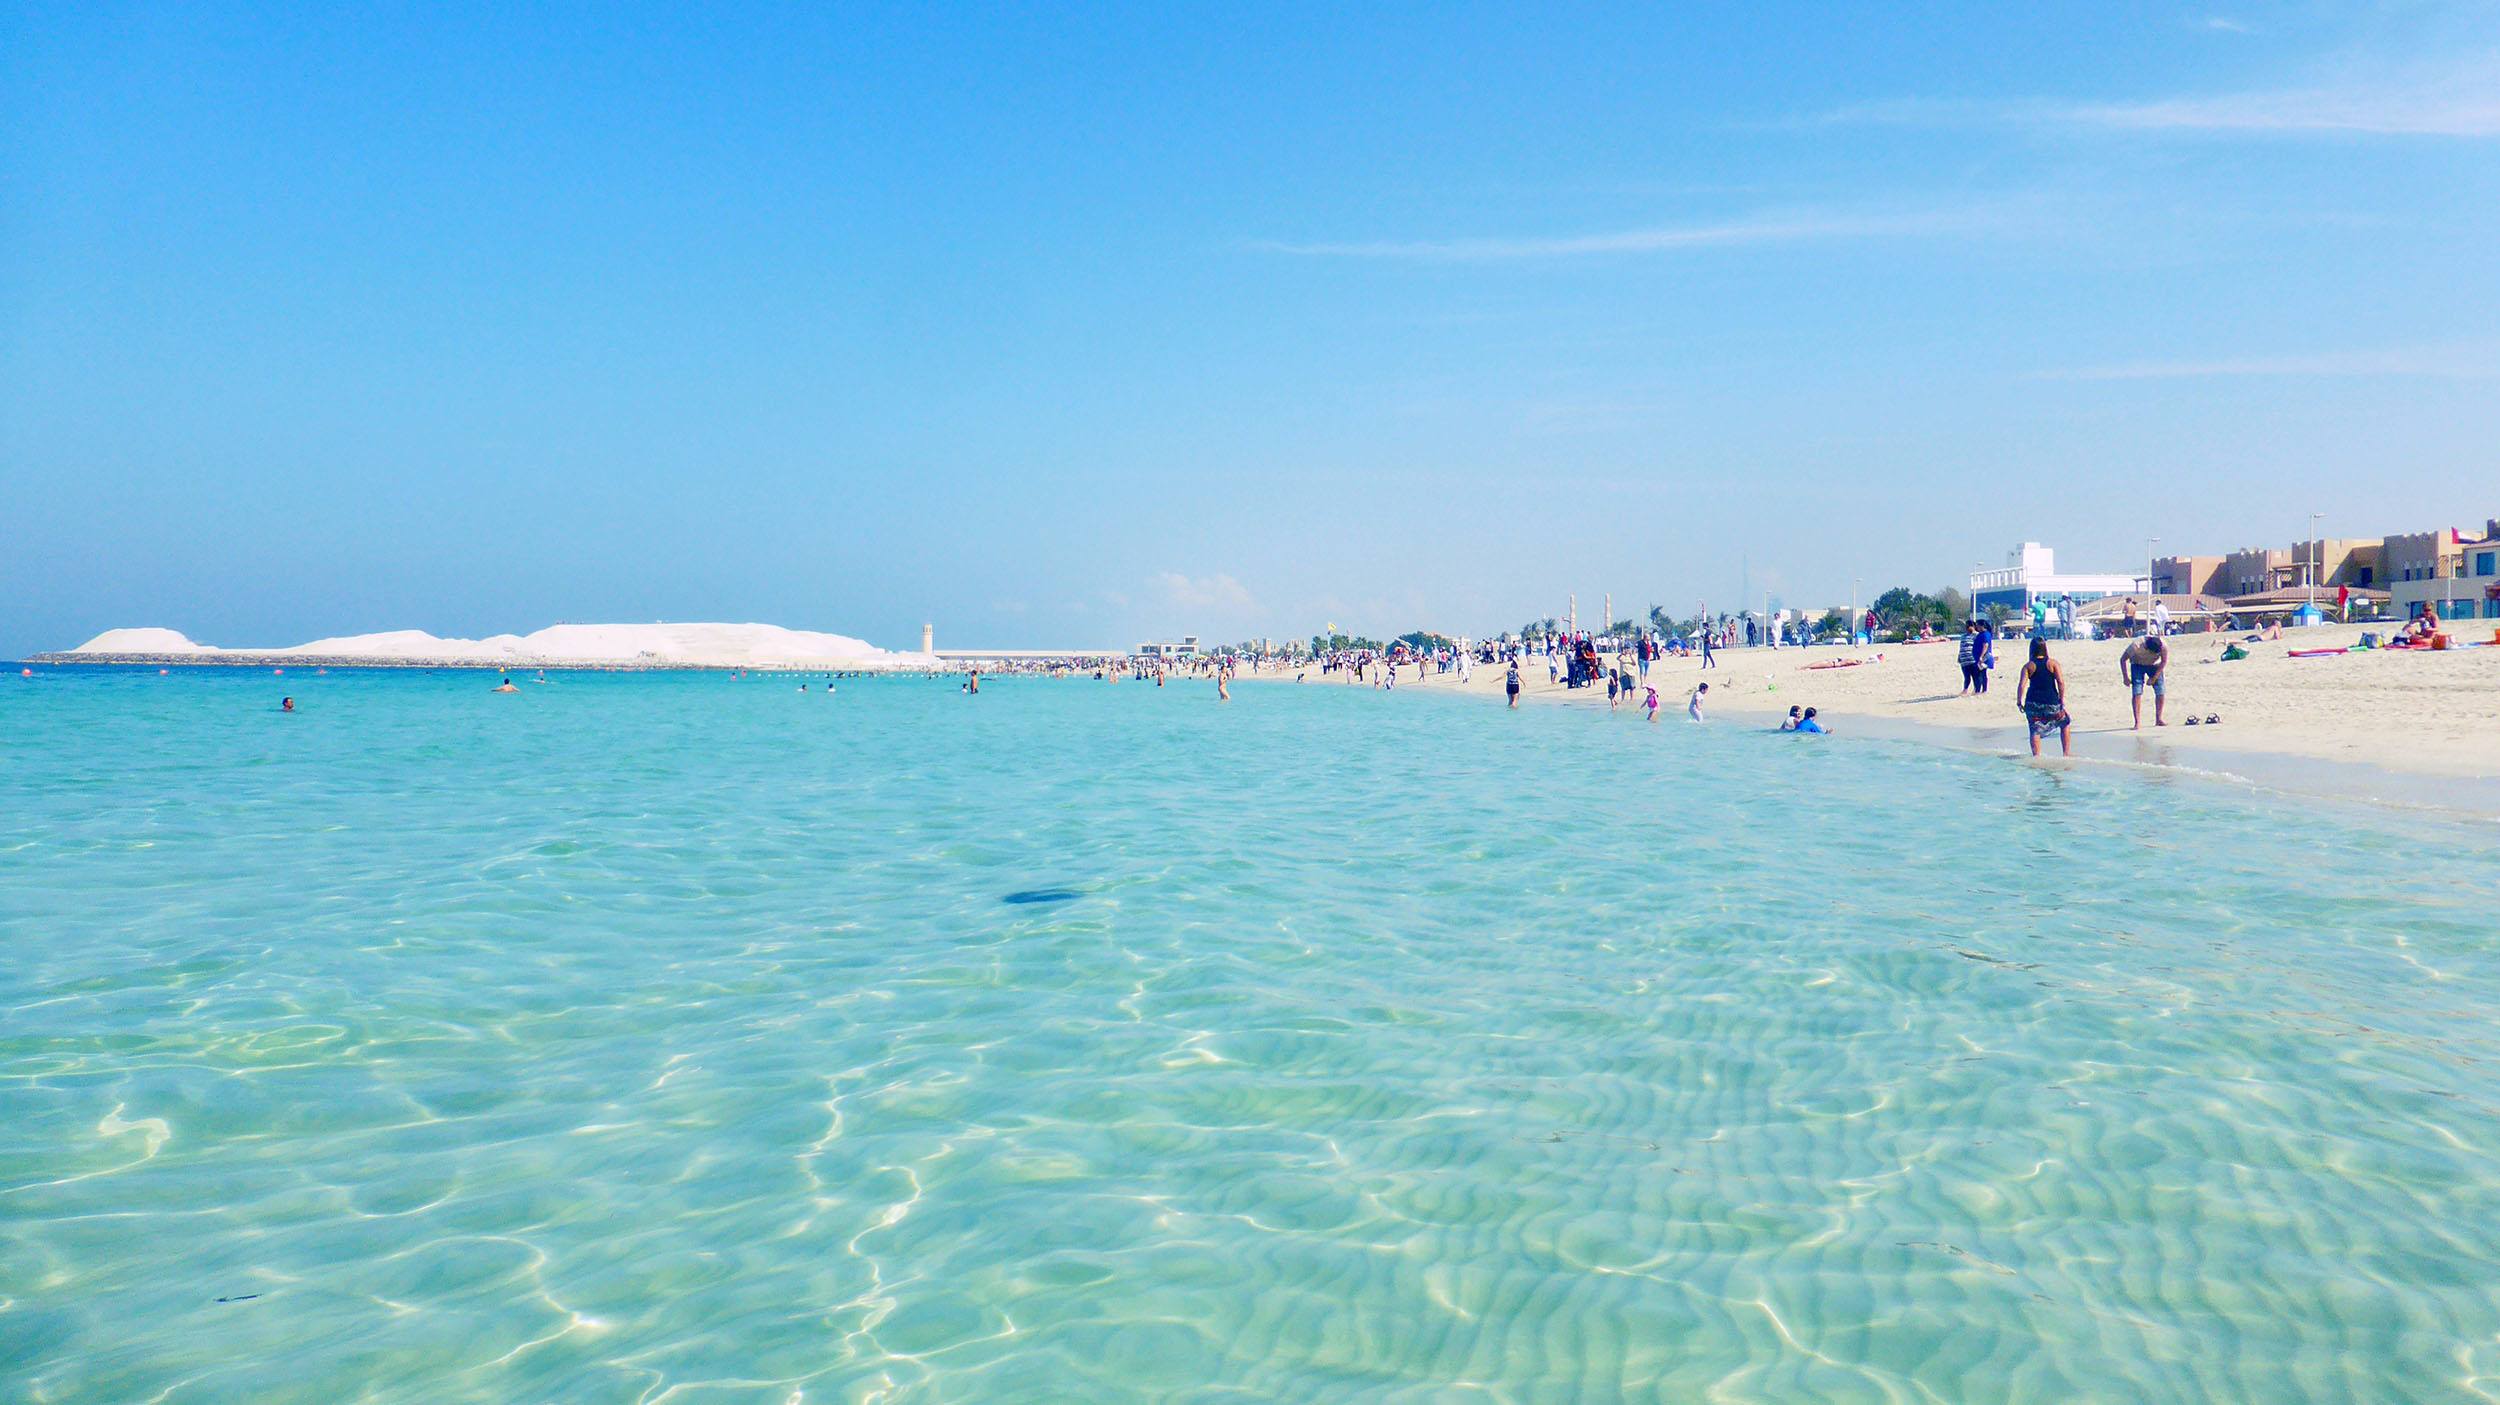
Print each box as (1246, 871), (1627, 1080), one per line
(2017, 637), (2070, 757)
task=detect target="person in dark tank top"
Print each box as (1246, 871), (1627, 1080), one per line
(2018, 636), (2069, 757)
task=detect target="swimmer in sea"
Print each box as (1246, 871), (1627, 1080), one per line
(492, 677), (519, 693)
(1687, 682), (1708, 721)
(281, 696), (295, 712)
(1643, 685), (1660, 722)
(1217, 668), (1230, 703)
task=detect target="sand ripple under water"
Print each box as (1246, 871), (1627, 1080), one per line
(3, 669), (2497, 1402)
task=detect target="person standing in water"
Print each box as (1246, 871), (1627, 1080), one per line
(2017, 637), (2069, 756)
(1643, 685), (1660, 722)
(1505, 659), (1521, 708)
(492, 677), (519, 693)
(1687, 681), (1708, 721)
(1217, 666), (1231, 703)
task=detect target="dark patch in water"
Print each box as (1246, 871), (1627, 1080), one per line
(1002, 888), (1080, 906)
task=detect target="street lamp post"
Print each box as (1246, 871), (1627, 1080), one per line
(2147, 537), (2159, 634)
(2307, 511), (2322, 609)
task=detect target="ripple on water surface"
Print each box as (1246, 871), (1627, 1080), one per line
(3, 668), (2498, 1403)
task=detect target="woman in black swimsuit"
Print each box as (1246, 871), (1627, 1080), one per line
(2018, 637), (2069, 757)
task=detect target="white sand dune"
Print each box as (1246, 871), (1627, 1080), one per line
(69, 627), (214, 655)
(66, 622), (932, 669)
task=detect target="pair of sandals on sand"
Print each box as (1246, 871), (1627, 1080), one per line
(2182, 714), (2223, 726)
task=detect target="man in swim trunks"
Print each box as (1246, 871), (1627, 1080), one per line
(492, 677), (519, 693)
(2120, 632), (2168, 729)
(1505, 660), (1520, 708)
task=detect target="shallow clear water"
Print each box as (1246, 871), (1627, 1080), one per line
(4, 667), (2498, 1403)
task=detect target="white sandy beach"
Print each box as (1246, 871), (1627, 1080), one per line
(1405, 623), (2500, 782)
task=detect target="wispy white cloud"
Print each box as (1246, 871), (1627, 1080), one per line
(2199, 16), (2254, 35)
(2041, 343), (2500, 380)
(2065, 83), (2500, 137)
(1812, 56), (2500, 137)
(1254, 207), (2000, 261)
(1151, 572), (1257, 612)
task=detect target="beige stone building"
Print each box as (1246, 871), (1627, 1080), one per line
(2220, 547), (2295, 597)
(2151, 554), (2226, 596)
(2294, 537), (2382, 590)
(2387, 521), (2500, 623)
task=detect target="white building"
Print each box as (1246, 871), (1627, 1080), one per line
(1137, 635), (1200, 659)
(1970, 543), (2148, 620)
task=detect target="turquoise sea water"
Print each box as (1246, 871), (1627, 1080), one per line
(5, 667), (2498, 1403)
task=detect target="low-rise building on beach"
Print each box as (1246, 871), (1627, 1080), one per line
(2388, 525), (2500, 622)
(2152, 554), (2227, 596)
(1969, 543), (2147, 618)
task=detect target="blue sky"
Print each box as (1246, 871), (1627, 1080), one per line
(5, 2), (2496, 656)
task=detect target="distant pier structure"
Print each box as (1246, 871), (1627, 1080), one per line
(921, 622), (934, 654)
